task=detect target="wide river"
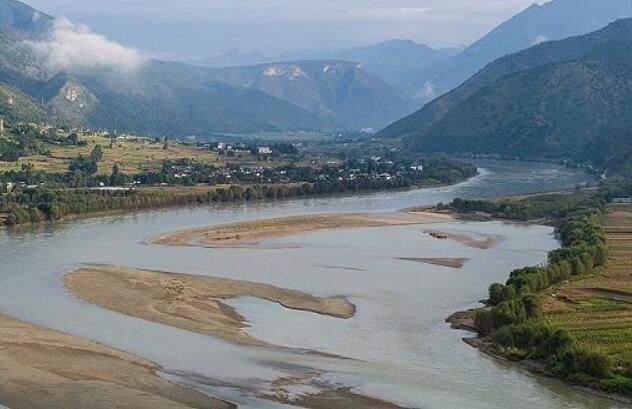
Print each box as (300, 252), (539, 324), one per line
(0, 161), (626, 409)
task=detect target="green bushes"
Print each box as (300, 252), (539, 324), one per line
(556, 348), (613, 379)
(465, 195), (629, 389)
(495, 321), (573, 359)
(474, 310), (494, 334)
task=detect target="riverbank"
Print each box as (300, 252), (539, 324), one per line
(65, 265), (355, 347)
(445, 193), (632, 403)
(147, 211), (453, 248)
(446, 310), (632, 406)
(0, 156), (478, 228)
(0, 313), (234, 409)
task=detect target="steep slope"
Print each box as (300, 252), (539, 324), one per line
(406, 0), (632, 101)
(0, 0), (337, 134)
(206, 60), (415, 129)
(382, 18), (632, 139)
(0, 81), (48, 124)
(382, 19), (632, 175)
(0, 0), (52, 36)
(41, 62), (333, 135)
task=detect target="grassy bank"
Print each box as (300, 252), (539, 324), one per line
(447, 187), (632, 398)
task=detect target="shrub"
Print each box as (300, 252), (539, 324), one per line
(474, 310), (494, 334)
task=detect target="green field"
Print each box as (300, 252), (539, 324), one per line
(545, 205), (632, 366)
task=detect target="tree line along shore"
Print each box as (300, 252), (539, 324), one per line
(0, 157), (476, 227)
(447, 179), (632, 400)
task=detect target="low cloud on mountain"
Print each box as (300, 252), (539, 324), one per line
(26, 17), (146, 74)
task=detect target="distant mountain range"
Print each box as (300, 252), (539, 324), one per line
(0, 0), (415, 135)
(404, 0), (632, 102)
(192, 40), (454, 92)
(204, 60), (415, 129)
(380, 18), (632, 176)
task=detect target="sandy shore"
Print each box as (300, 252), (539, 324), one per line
(147, 212), (453, 248)
(65, 265), (355, 347)
(0, 314), (233, 409)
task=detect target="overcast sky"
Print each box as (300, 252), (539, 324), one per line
(26, 0), (550, 60)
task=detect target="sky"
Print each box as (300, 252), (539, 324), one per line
(26, 0), (550, 60)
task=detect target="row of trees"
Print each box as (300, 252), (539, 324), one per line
(465, 195), (632, 392)
(0, 174), (432, 226)
(449, 193), (590, 221)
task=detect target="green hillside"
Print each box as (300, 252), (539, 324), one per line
(381, 19), (632, 176)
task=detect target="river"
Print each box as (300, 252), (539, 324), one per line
(0, 161), (625, 408)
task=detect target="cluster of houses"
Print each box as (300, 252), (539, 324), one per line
(158, 156), (427, 186)
(3, 181), (44, 192)
(203, 142), (274, 156)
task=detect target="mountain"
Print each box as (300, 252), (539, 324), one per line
(0, 27), (330, 134)
(0, 0), (415, 135)
(381, 19), (632, 176)
(190, 49), (270, 68)
(205, 60), (415, 129)
(327, 40), (448, 89)
(0, 0), (51, 36)
(194, 40), (448, 93)
(405, 0), (632, 101)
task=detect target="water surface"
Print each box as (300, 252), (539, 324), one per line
(0, 161), (622, 408)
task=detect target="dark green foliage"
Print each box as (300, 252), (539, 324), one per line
(488, 283), (505, 305)
(465, 193), (625, 388)
(381, 19), (632, 177)
(474, 310), (494, 335)
(556, 348), (613, 379)
(495, 321), (573, 359)
(69, 155), (98, 175)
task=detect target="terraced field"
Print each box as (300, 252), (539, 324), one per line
(544, 204), (632, 366)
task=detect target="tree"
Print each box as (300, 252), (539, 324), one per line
(69, 155), (97, 176)
(90, 145), (104, 162)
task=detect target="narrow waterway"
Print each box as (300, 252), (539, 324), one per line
(0, 161), (623, 408)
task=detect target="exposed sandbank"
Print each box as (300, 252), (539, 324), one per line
(147, 212), (453, 248)
(424, 230), (498, 249)
(260, 373), (407, 409)
(0, 314), (233, 409)
(397, 257), (469, 269)
(65, 265), (355, 347)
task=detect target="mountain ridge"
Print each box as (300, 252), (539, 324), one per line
(381, 18), (632, 176)
(404, 0), (632, 103)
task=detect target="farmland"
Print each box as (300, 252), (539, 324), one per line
(544, 204), (632, 366)
(0, 134), (226, 175)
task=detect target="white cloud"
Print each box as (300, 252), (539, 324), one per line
(26, 18), (146, 74)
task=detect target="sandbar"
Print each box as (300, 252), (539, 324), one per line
(65, 265), (356, 347)
(147, 212), (453, 248)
